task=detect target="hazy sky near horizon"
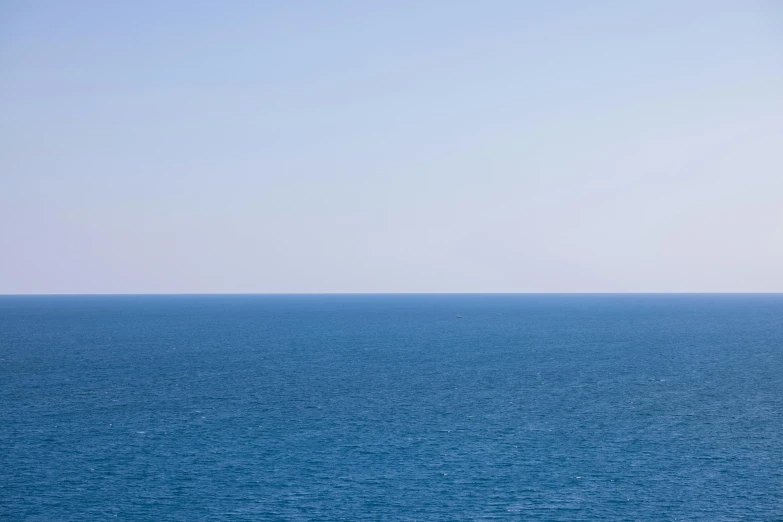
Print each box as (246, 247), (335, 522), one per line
(1, 1), (782, 293)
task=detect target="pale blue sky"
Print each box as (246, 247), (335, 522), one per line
(1, 1), (781, 293)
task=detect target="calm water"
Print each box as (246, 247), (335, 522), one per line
(1, 294), (781, 520)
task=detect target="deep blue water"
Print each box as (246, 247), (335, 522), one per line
(1, 294), (781, 520)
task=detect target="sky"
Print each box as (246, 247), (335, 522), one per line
(1, 1), (782, 294)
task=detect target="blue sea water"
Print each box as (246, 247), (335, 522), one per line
(1, 294), (781, 520)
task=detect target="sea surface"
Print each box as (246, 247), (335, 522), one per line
(1, 294), (781, 520)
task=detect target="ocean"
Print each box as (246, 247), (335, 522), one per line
(1, 294), (781, 520)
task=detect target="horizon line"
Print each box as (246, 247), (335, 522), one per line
(2, 292), (782, 297)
